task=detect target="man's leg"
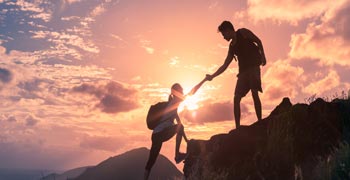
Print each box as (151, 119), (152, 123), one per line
(144, 137), (162, 180)
(234, 72), (250, 129)
(234, 95), (242, 129)
(252, 90), (262, 121)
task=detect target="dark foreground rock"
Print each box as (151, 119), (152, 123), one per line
(184, 98), (350, 180)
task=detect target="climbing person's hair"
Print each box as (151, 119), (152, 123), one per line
(169, 83), (184, 101)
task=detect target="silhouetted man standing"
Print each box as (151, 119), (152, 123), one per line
(206, 21), (266, 129)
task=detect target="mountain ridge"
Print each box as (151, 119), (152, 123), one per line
(74, 147), (182, 180)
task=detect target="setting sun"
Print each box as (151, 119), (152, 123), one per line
(179, 86), (205, 112)
(181, 95), (200, 111)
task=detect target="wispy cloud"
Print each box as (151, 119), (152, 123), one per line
(169, 56), (180, 66)
(91, 3), (106, 17)
(208, 1), (218, 9)
(15, 0), (53, 22)
(140, 39), (154, 54)
(246, 0), (333, 25)
(30, 29), (100, 59)
(110, 33), (125, 42)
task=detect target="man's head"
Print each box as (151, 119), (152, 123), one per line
(218, 21), (236, 42)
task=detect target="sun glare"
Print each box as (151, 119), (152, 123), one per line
(181, 95), (200, 110)
(179, 87), (203, 112)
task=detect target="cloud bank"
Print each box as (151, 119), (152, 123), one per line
(72, 81), (139, 113)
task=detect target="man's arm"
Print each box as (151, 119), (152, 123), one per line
(206, 51), (235, 81)
(240, 28), (266, 66)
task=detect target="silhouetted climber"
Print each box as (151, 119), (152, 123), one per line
(205, 21), (266, 129)
(144, 83), (189, 180)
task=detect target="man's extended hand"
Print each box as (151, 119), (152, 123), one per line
(205, 74), (213, 81)
(188, 77), (207, 96)
(261, 56), (266, 66)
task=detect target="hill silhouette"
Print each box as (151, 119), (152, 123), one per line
(74, 147), (182, 180)
(184, 97), (350, 179)
(41, 166), (91, 180)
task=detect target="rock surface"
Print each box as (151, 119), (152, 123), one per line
(184, 98), (350, 179)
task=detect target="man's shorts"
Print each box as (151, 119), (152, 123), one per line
(234, 66), (262, 98)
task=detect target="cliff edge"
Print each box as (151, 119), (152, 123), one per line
(184, 97), (350, 179)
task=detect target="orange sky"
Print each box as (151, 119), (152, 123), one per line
(0, 0), (350, 172)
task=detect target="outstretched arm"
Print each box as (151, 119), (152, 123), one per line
(240, 28), (266, 66)
(187, 77), (207, 96)
(206, 51), (235, 81)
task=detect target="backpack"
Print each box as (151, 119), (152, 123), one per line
(146, 101), (170, 130)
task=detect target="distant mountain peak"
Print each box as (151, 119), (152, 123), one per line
(74, 147), (182, 180)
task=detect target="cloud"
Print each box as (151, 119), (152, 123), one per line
(208, 1), (218, 9)
(0, 43), (116, 125)
(246, 0), (333, 25)
(72, 81), (139, 114)
(140, 39), (154, 54)
(91, 3), (106, 17)
(0, 0), (269, 171)
(7, 116), (16, 122)
(289, 0), (350, 66)
(25, 115), (39, 126)
(181, 100), (247, 124)
(262, 60), (304, 103)
(0, 67), (13, 83)
(0, 0), (114, 62)
(17, 78), (47, 92)
(65, 0), (82, 4)
(169, 56), (180, 66)
(143, 46), (154, 54)
(0, 114), (16, 122)
(30, 30), (100, 60)
(303, 70), (340, 95)
(15, 0), (53, 22)
(110, 34), (125, 42)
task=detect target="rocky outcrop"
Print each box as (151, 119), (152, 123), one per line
(184, 98), (350, 179)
